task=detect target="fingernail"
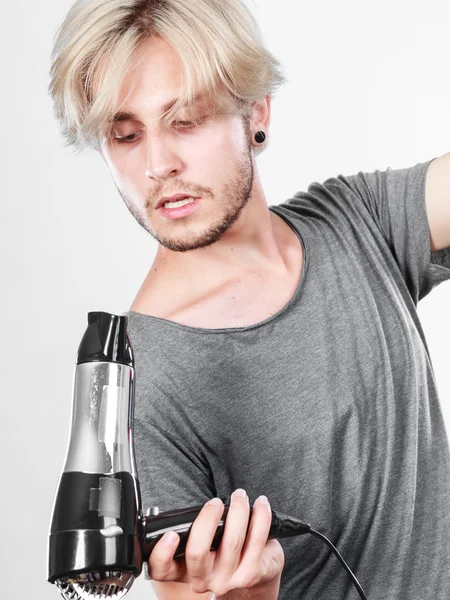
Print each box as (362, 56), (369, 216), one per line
(233, 488), (247, 498)
(163, 531), (178, 544)
(207, 497), (223, 507)
(256, 495), (269, 506)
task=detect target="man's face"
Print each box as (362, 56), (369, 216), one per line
(100, 36), (256, 253)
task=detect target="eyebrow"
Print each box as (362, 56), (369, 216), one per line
(110, 92), (207, 123)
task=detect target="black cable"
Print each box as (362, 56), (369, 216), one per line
(308, 528), (368, 600)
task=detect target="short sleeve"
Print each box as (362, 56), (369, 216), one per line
(320, 157), (450, 303)
(134, 416), (217, 513)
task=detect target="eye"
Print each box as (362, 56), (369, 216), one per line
(174, 114), (210, 129)
(173, 120), (195, 128)
(113, 132), (142, 144)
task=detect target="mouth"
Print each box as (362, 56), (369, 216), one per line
(157, 197), (201, 219)
(156, 195), (200, 209)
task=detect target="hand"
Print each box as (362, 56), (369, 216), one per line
(147, 488), (285, 597)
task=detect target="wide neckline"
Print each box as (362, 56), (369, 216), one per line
(126, 205), (308, 334)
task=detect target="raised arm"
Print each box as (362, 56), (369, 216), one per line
(425, 152), (450, 252)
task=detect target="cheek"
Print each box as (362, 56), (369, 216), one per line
(104, 149), (147, 198)
(191, 125), (239, 168)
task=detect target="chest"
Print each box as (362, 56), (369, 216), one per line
(141, 241), (427, 450)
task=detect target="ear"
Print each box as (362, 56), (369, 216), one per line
(250, 95), (271, 143)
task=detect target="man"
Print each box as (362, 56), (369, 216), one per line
(49, 1), (450, 598)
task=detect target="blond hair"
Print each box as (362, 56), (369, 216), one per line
(48, 0), (287, 154)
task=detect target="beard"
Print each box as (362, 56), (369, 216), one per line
(115, 126), (255, 253)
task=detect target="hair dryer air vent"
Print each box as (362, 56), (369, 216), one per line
(56, 571), (135, 599)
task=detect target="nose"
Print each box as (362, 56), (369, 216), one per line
(145, 134), (182, 180)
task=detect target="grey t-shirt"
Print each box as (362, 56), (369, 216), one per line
(125, 157), (450, 599)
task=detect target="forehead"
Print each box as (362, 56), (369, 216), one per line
(111, 37), (192, 122)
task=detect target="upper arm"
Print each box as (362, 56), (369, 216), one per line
(315, 156), (450, 302)
(151, 580), (212, 600)
(425, 151), (450, 252)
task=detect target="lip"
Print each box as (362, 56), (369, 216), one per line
(158, 197), (201, 220)
(156, 193), (199, 209)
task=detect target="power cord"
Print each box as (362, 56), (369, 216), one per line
(309, 528), (368, 599)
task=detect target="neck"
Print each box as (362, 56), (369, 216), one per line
(152, 178), (288, 289)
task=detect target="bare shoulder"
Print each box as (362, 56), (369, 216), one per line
(151, 580), (211, 599)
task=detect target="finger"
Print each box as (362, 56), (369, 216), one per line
(214, 488), (250, 578)
(184, 497), (224, 591)
(147, 531), (186, 582)
(232, 495), (274, 587)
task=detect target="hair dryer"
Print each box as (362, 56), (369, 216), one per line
(47, 311), (311, 600)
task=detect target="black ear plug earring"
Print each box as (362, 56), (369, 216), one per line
(255, 130), (266, 144)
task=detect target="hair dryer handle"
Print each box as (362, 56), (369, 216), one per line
(142, 503), (310, 561)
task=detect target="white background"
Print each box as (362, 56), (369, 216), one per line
(2, 1), (449, 599)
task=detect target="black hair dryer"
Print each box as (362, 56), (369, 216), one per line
(47, 311), (310, 600)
